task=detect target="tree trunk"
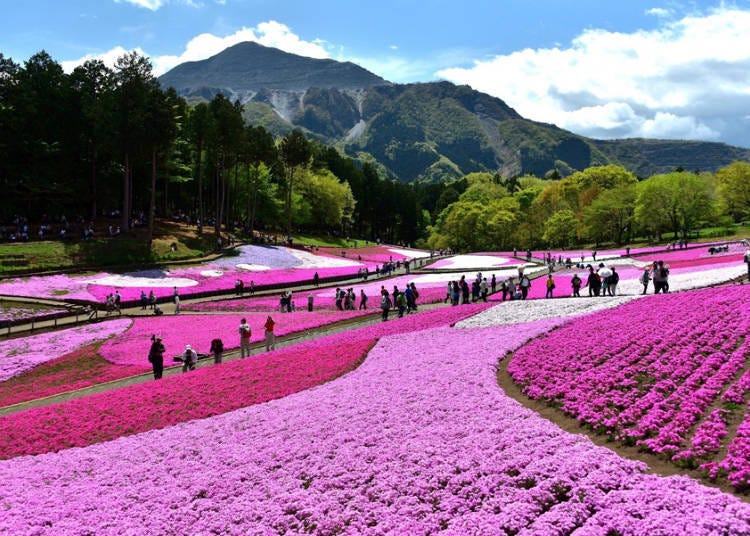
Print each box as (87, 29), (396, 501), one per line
(286, 168), (294, 239)
(90, 143), (97, 222)
(147, 147), (157, 248)
(196, 141), (203, 233)
(121, 153), (130, 234)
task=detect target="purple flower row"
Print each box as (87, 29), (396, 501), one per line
(508, 285), (750, 486)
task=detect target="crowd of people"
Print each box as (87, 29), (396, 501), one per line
(148, 315), (277, 380)
(140, 239), (750, 380)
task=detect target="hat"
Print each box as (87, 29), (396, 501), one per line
(156, 335), (162, 340)
(185, 344), (191, 350)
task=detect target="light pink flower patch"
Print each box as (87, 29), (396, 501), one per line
(0, 319), (131, 382)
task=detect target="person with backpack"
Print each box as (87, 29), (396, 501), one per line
(380, 292), (392, 321)
(395, 291), (407, 317)
(238, 318), (252, 357)
(210, 338), (224, 364)
(148, 335), (165, 380)
(571, 274), (582, 297)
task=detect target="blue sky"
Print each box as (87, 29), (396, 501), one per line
(3, 0), (750, 147)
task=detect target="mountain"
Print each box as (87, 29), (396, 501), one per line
(159, 43), (750, 182)
(159, 41), (389, 101)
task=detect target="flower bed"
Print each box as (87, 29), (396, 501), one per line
(0, 319), (131, 382)
(99, 311), (378, 366)
(0, 303), (489, 460)
(508, 285), (750, 489)
(185, 275), (455, 313)
(0, 314), (748, 534)
(426, 253), (529, 270)
(0, 344), (144, 408)
(0, 302), (67, 324)
(318, 244), (432, 263)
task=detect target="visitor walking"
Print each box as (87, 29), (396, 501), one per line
(239, 318), (252, 357)
(359, 289), (368, 310)
(545, 274), (555, 299)
(571, 274), (582, 297)
(264, 315), (276, 351)
(640, 267), (651, 295)
(307, 293), (314, 312)
(148, 335), (165, 380)
(519, 273), (531, 300)
(381, 292), (392, 321)
(149, 290), (156, 310)
(174, 294), (180, 314)
(608, 267), (620, 296)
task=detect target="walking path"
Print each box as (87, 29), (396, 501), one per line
(0, 309), (391, 417)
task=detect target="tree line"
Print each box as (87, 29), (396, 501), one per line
(0, 50), (435, 246)
(3, 50), (748, 252)
(426, 163), (750, 251)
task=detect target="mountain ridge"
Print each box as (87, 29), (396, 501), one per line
(159, 42), (750, 182)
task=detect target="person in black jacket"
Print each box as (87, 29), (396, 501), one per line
(148, 335), (165, 380)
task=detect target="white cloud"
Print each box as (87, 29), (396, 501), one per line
(62, 21), (331, 77)
(646, 7), (673, 18)
(113, 0), (202, 10)
(114, 0), (167, 10)
(61, 45), (149, 73)
(436, 7), (750, 147)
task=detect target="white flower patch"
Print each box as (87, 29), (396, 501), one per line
(616, 264), (746, 295)
(387, 247), (432, 259)
(236, 264), (271, 272)
(411, 266), (548, 286)
(455, 295), (636, 328)
(286, 248), (364, 268)
(200, 270), (224, 277)
(430, 255), (521, 270)
(86, 274), (198, 288)
(567, 254), (620, 263)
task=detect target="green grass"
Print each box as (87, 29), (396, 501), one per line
(0, 221), (216, 274)
(292, 234), (375, 248)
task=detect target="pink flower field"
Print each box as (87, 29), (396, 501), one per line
(0, 304), (488, 460)
(98, 311), (377, 366)
(1, 312), (749, 534)
(0, 319), (131, 382)
(2, 243), (750, 533)
(0, 344), (145, 408)
(508, 284), (750, 489)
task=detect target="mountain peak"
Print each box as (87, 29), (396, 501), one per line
(159, 41), (390, 95)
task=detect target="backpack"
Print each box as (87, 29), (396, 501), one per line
(660, 267), (668, 278)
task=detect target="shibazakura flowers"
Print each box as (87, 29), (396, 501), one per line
(508, 284), (750, 489)
(98, 311), (376, 366)
(0, 304), (490, 459)
(0, 316), (748, 534)
(0, 318), (131, 382)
